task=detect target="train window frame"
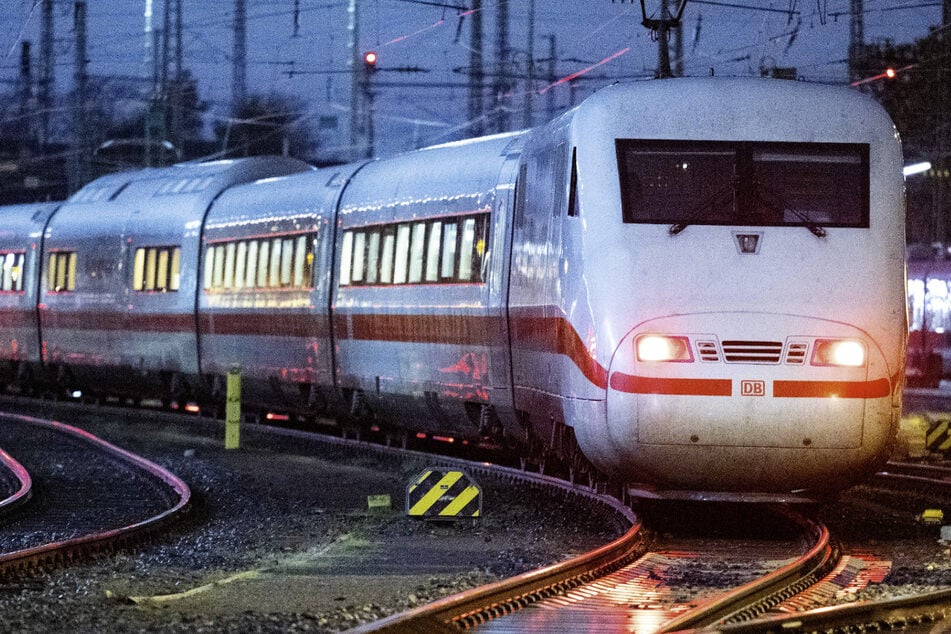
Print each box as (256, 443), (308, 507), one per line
(47, 251), (77, 293)
(615, 139), (870, 229)
(202, 232), (317, 293)
(133, 245), (181, 293)
(0, 251), (25, 293)
(338, 211), (491, 287)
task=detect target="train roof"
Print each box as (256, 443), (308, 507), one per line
(66, 156), (313, 205)
(338, 131), (525, 221)
(571, 77), (897, 144)
(0, 202), (60, 244)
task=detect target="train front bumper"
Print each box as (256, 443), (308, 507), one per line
(600, 313), (899, 494)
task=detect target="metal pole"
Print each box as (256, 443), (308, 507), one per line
(467, 0), (483, 137)
(494, 2), (509, 133)
(656, 0), (672, 78)
(233, 0), (247, 109)
(522, 0), (535, 129)
(72, 1), (90, 191)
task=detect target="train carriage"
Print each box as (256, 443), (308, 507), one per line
(38, 157), (310, 399)
(331, 133), (524, 435)
(197, 165), (353, 410)
(0, 203), (59, 389)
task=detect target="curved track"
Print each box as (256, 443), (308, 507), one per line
(0, 412), (190, 578)
(352, 506), (837, 633)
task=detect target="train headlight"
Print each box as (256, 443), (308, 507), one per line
(811, 339), (866, 367)
(636, 335), (693, 362)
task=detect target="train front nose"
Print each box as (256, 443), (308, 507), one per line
(602, 313), (897, 494)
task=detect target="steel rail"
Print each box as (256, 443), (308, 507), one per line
(0, 445), (32, 514)
(0, 412), (191, 578)
(656, 508), (837, 632)
(348, 516), (648, 632)
(706, 587), (951, 633)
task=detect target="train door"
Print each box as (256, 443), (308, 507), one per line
(485, 150), (522, 439)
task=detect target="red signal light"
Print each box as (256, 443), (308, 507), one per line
(364, 51), (378, 67)
(885, 67), (897, 79)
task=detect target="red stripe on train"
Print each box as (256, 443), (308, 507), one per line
(609, 374), (733, 396)
(773, 378), (891, 398)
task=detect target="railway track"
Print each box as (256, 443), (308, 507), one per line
(351, 505), (844, 632)
(0, 412), (191, 579)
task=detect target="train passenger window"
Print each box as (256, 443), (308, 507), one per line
(339, 213), (490, 288)
(408, 222), (426, 283)
(246, 241), (259, 288)
(393, 224), (411, 284)
(0, 252), (24, 292)
(365, 231), (380, 285)
(145, 249), (158, 290)
(202, 246), (214, 290)
(234, 242), (248, 290)
(616, 139), (869, 228)
(280, 238), (294, 287)
(47, 251), (77, 292)
(212, 245), (225, 288)
(269, 238), (282, 288)
(133, 247), (184, 293)
(351, 232), (366, 284)
(339, 232), (353, 286)
(293, 236), (309, 287)
(156, 250), (169, 289)
(441, 223), (457, 280)
(425, 222), (442, 282)
(459, 218), (476, 280)
(255, 240), (269, 287)
(224, 243), (236, 289)
(379, 229), (395, 284)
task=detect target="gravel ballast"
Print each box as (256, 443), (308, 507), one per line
(0, 402), (627, 632)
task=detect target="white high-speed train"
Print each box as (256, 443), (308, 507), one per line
(0, 78), (907, 501)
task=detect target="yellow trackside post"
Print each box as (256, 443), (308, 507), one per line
(225, 366), (241, 449)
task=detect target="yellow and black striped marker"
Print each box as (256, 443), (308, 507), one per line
(406, 469), (481, 518)
(925, 412), (951, 453)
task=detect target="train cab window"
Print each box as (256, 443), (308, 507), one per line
(0, 252), (24, 292)
(136, 246), (182, 292)
(616, 140), (869, 229)
(47, 251), (77, 292)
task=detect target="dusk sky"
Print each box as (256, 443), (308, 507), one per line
(0, 1), (944, 158)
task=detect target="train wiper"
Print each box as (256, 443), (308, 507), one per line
(751, 184), (827, 239)
(668, 182), (735, 236)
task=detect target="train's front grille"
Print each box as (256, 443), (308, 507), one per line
(721, 340), (783, 364)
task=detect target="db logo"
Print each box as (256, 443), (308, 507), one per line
(741, 380), (766, 396)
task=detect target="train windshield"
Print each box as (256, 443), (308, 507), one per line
(616, 140), (869, 230)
